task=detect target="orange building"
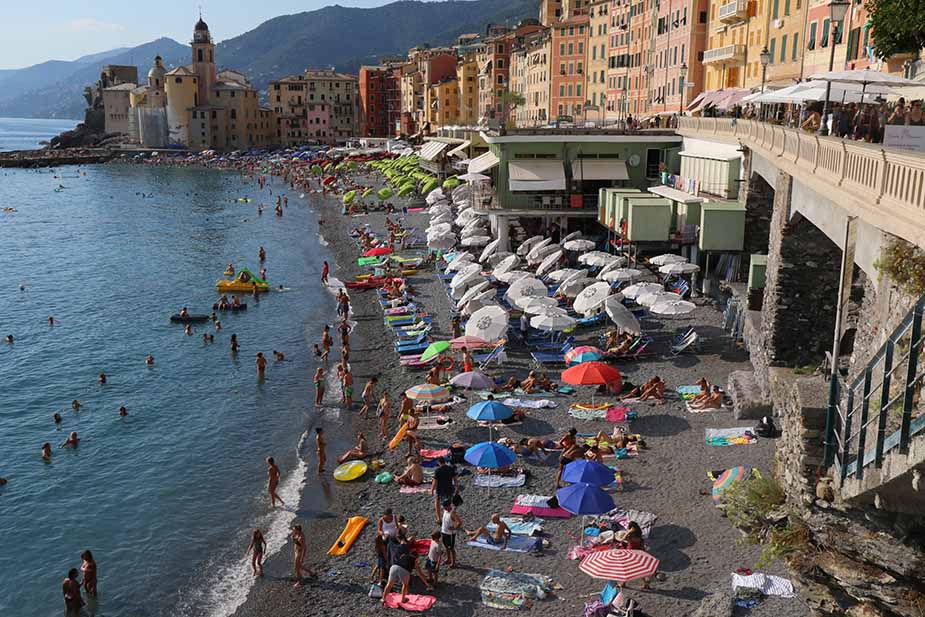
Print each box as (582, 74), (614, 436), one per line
(551, 15), (590, 119)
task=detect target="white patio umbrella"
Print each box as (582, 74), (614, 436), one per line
(505, 276), (548, 305)
(428, 235), (456, 251)
(429, 204), (452, 215)
(600, 268), (642, 283)
(458, 172), (491, 183)
(651, 300), (696, 316)
(597, 258), (628, 279)
(446, 252), (474, 271)
(427, 222), (452, 235)
(560, 231), (583, 244)
(466, 305), (509, 342)
(563, 238), (596, 252)
(649, 253), (687, 266)
(430, 214), (454, 225)
(638, 291), (682, 307)
(573, 281), (613, 315)
(461, 235), (491, 247)
(456, 280), (492, 308)
(463, 217), (488, 232)
(579, 252), (619, 267)
(527, 243), (561, 265)
(659, 262), (700, 275)
(559, 268), (590, 287)
(516, 295), (559, 312)
(526, 238), (555, 261)
(425, 188), (445, 205)
(548, 268), (579, 282)
(472, 287), (497, 302)
(493, 254), (520, 275)
(495, 269), (531, 284)
(536, 250), (564, 277)
(461, 297), (498, 316)
(462, 224), (489, 238)
(516, 235), (544, 256)
(524, 303), (568, 317)
(558, 277), (596, 298)
(477, 239), (499, 262)
(530, 313), (577, 331)
(604, 295), (642, 335)
(623, 282), (664, 300)
(809, 69), (919, 101)
(451, 273), (487, 298)
(451, 263), (482, 288)
(487, 251), (513, 268)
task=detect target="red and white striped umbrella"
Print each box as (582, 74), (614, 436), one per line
(579, 549), (660, 582)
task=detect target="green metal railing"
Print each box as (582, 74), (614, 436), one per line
(828, 297), (925, 480)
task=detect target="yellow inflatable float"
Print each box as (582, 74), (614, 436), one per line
(333, 460), (368, 481)
(327, 516), (368, 556)
(216, 268), (269, 293)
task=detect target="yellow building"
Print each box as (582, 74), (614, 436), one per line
(510, 46), (529, 126)
(427, 78), (461, 128)
(457, 56), (479, 125)
(164, 66), (198, 146)
(510, 28), (551, 127)
(269, 69), (357, 146)
(587, 0), (610, 117)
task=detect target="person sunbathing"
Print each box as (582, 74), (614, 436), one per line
(521, 371), (538, 393)
(537, 373), (556, 391)
(607, 333), (635, 355)
(466, 514), (511, 549)
(557, 428), (577, 450)
(517, 438), (547, 457)
(690, 385), (724, 410)
(639, 377), (665, 402)
(496, 376), (520, 392)
(395, 456), (424, 486)
(337, 432), (368, 464)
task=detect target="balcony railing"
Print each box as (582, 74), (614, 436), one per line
(702, 44), (746, 65)
(718, 0), (748, 22)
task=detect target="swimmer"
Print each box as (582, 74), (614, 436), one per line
(48, 316), (55, 326)
(184, 324), (193, 336)
(230, 334), (240, 352)
(145, 355), (155, 365)
(72, 400), (81, 411)
(42, 442), (52, 460)
(4, 334), (12, 344)
(258, 246), (266, 262)
(256, 352), (267, 378)
(53, 412), (62, 424)
(98, 373), (107, 385)
(118, 405), (128, 417)
(203, 333), (214, 343)
(59, 431), (80, 448)
(273, 350), (285, 361)
(215, 321), (222, 332)
(179, 307), (189, 318)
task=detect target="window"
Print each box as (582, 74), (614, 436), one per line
(568, 84), (573, 96)
(560, 85), (565, 96)
(198, 48), (203, 62)
(769, 38), (776, 63)
(699, 10), (707, 22)
(592, 46), (597, 60)
(497, 59), (504, 69)
(560, 43), (566, 54)
(578, 42), (584, 54)
(780, 34), (788, 62)
(569, 43), (574, 54)
(808, 22), (817, 49)
(576, 84), (582, 97)
(772, 0), (778, 18)
(821, 19), (830, 47)
(784, 0), (790, 14)
(792, 32), (799, 61)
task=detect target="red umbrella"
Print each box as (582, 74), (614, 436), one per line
(364, 247), (393, 257)
(449, 335), (491, 350)
(561, 361), (621, 387)
(579, 549), (660, 582)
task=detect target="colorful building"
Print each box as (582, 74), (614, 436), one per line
(426, 77), (461, 128)
(511, 27), (552, 126)
(270, 69), (357, 145)
(359, 64), (401, 137)
(457, 56), (480, 126)
(649, 0), (707, 115)
(551, 16), (590, 119)
(587, 0), (611, 119)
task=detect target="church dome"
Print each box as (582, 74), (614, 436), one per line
(195, 18), (209, 32)
(148, 55), (166, 80)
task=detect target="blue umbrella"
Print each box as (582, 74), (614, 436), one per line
(562, 460), (616, 486)
(555, 482), (615, 515)
(464, 442), (517, 468)
(466, 400), (514, 422)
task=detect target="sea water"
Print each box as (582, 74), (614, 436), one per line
(0, 164), (345, 617)
(0, 117), (78, 151)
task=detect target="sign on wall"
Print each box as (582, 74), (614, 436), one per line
(884, 125), (925, 153)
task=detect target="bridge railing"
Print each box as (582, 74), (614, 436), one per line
(677, 117), (925, 218)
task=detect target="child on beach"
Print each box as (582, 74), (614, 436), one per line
(424, 531), (444, 587)
(314, 367), (325, 405)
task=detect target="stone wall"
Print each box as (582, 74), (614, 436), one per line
(772, 372), (829, 506)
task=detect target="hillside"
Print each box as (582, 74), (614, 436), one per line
(0, 0), (537, 120)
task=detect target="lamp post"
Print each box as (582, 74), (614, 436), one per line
(678, 63), (688, 115)
(819, 0), (850, 136)
(759, 47), (771, 121)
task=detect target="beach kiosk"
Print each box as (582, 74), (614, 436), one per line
(626, 197), (672, 242)
(698, 200), (747, 293)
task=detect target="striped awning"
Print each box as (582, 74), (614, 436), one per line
(448, 140), (471, 158)
(419, 141), (450, 161)
(468, 150), (500, 174)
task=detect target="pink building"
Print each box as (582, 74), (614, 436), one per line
(648, 0), (708, 117)
(306, 103), (332, 144)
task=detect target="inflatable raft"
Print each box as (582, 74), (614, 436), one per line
(212, 303), (247, 311)
(170, 314), (211, 323)
(327, 516), (368, 556)
(216, 268), (269, 293)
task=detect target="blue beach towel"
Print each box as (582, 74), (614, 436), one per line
(467, 534), (541, 553)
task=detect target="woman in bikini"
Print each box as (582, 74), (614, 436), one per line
(313, 367), (325, 406)
(245, 528), (267, 576)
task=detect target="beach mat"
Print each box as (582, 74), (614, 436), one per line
(568, 407), (607, 420)
(383, 593), (436, 611)
(474, 473), (526, 488)
(480, 570), (554, 610)
(501, 397), (558, 409)
(686, 401), (730, 414)
(398, 485), (431, 494)
(488, 517), (544, 536)
(706, 427), (757, 446)
(467, 534), (540, 553)
(420, 448), (449, 460)
(676, 385), (702, 400)
(606, 407), (634, 422)
(511, 495), (572, 518)
(417, 415), (452, 430)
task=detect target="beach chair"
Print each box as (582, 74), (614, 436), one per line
(576, 312), (605, 328)
(475, 342), (506, 369)
(670, 278), (691, 299)
(394, 326), (431, 342)
(530, 350), (567, 365)
(670, 331), (700, 355)
(395, 333), (430, 351)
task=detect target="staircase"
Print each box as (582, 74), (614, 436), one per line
(829, 297), (925, 514)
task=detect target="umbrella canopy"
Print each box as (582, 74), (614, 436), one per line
(578, 251), (618, 267)
(597, 258), (628, 279)
(809, 69), (919, 89)
(461, 297), (498, 316)
(495, 269), (531, 284)
(465, 442), (517, 468)
(548, 268), (579, 282)
(466, 400), (514, 422)
(556, 482), (615, 515)
(659, 262), (700, 275)
(638, 291), (681, 307)
(461, 235), (492, 247)
(420, 340), (451, 362)
(458, 172), (491, 182)
(505, 276), (548, 304)
(564, 345), (604, 366)
(650, 299), (697, 316)
(425, 188), (445, 205)
(428, 235), (456, 251)
(465, 305), (509, 342)
(493, 254), (520, 275)
(573, 281), (613, 315)
(558, 277), (596, 298)
(579, 549), (660, 582)
(604, 296), (642, 336)
(451, 263), (482, 288)
(518, 295), (559, 312)
(449, 335), (491, 350)
(530, 313), (577, 331)
(405, 383), (450, 402)
(562, 459), (616, 485)
(456, 280), (492, 308)
(451, 274), (487, 299)
(649, 253), (687, 266)
(487, 251), (513, 268)
(712, 465), (752, 505)
(427, 222), (453, 235)
(516, 235), (544, 256)
(480, 238), (501, 262)
(536, 250), (564, 276)
(623, 282), (664, 300)
(527, 304), (570, 317)
(600, 268), (642, 283)
(561, 361), (621, 386)
(560, 231), (583, 244)
(564, 238), (596, 252)
(524, 237), (553, 260)
(364, 246), (393, 257)
(446, 256), (475, 273)
(527, 243), (561, 265)
(450, 371), (494, 390)
(559, 268), (590, 286)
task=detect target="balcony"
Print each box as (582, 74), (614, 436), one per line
(702, 44), (746, 65)
(718, 0), (748, 23)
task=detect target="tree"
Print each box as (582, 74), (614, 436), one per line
(864, 0), (925, 59)
(500, 90), (527, 128)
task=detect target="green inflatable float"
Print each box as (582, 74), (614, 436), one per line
(342, 190), (357, 205)
(377, 187), (393, 200)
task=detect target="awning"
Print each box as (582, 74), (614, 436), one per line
(448, 140), (471, 158)
(570, 159), (629, 181)
(647, 185), (706, 203)
(419, 141), (449, 161)
(468, 151), (500, 174)
(678, 150), (741, 162)
(508, 160), (566, 192)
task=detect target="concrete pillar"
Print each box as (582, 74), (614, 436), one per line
(491, 214), (510, 252)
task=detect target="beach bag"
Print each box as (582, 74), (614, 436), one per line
(368, 583), (383, 599)
(452, 492), (464, 508)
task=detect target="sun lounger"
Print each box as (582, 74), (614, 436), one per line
(396, 342), (430, 355)
(466, 534), (540, 553)
(531, 351), (566, 365)
(671, 331), (700, 355)
(473, 472), (526, 488)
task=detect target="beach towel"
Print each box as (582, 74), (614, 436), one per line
(480, 570), (554, 610)
(589, 509), (658, 538)
(557, 386), (576, 395)
(409, 539), (431, 557)
(706, 427), (757, 446)
(474, 472), (526, 488)
(501, 397), (558, 409)
(467, 534), (540, 553)
(731, 572), (795, 598)
(605, 407), (635, 422)
(568, 407), (608, 420)
(488, 517), (544, 536)
(511, 495), (572, 518)
(419, 448), (450, 460)
(398, 485), (431, 494)
(686, 400), (730, 414)
(676, 385), (703, 400)
(417, 415), (452, 430)
(383, 593), (437, 611)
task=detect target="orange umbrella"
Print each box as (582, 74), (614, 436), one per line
(561, 361), (621, 388)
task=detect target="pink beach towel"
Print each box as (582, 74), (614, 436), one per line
(606, 407), (631, 422)
(510, 495), (573, 518)
(419, 448), (450, 460)
(399, 485), (431, 494)
(409, 539), (431, 557)
(384, 593), (436, 611)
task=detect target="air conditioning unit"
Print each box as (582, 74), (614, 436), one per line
(774, 18), (783, 28)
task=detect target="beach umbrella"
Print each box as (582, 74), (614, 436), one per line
(564, 346), (604, 366)
(449, 335), (491, 350)
(516, 235), (544, 257)
(527, 243), (559, 264)
(420, 340), (451, 362)
(461, 235), (491, 247)
(560, 231), (583, 244)
(573, 281), (613, 315)
(559, 268), (590, 287)
(487, 251), (513, 268)
(561, 362), (621, 387)
(466, 400), (514, 422)
(427, 222), (452, 235)
(526, 304), (569, 317)
(450, 371), (494, 390)
(493, 254), (520, 275)
(525, 237), (553, 259)
(563, 238), (596, 252)
(456, 280), (491, 308)
(464, 442), (517, 468)
(530, 313), (577, 331)
(650, 300), (696, 316)
(462, 219), (488, 235)
(364, 246), (393, 257)
(458, 172), (491, 183)
(578, 251), (616, 267)
(536, 250), (564, 277)
(659, 262), (700, 275)
(427, 234), (456, 251)
(517, 295), (559, 311)
(600, 268), (642, 283)
(465, 305), (508, 342)
(622, 282), (664, 300)
(597, 258), (628, 279)
(637, 291), (681, 307)
(558, 277), (595, 298)
(555, 482), (615, 515)
(505, 276), (548, 304)
(461, 297), (498, 316)
(548, 268), (579, 282)
(446, 252), (474, 271)
(405, 383), (450, 402)
(425, 188), (445, 205)
(451, 263), (482, 287)
(456, 211), (478, 226)
(562, 459), (616, 486)
(495, 269), (530, 284)
(579, 549), (660, 582)
(712, 466), (752, 505)
(451, 274), (487, 299)
(479, 238), (501, 262)
(649, 253), (687, 266)
(604, 296), (641, 336)
(377, 187), (393, 200)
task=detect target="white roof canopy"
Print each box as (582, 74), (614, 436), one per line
(419, 141), (449, 161)
(448, 140), (471, 158)
(508, 160), (566, 192)
(647, 185), (705, 203)
(570, 159), (629, 181)
(468, 151), (500, 174)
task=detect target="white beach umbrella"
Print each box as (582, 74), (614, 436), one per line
(530, 313), (577, 331)
(535, 250), (564, 277)
(461, 235), (491, 247)
(487, 251), (513, 268)
(427, 222), (452, 235)
(452, 185), (472, 200)
(560, 231), (582, 244)
(451, 263), (482, 288)
(649, 253), (687, 266)
(480, 238), (501, 262)
(578, 251), (617, 267)
(638, 291), (682, 307)
(429, 203), (452, 214)
(558, 277), (596, 298)
(462, 227), (489, 241)
(458, 172), (491, 183)
(559, 268), (590, 288)
(461, 298), (498, 316)
(473, 287), (496, 302)
(563, 238), (596, 252)
(527, 243), (560, 265)
(430, 210), (454, 221)
(597, 258), (628, 279)
(526, 238), (554, 262)
(573, 281), (613, 315)
(505, 276), (548, 305)
(659, 262), (700, 275)
(456, 280), (492, 308)
(452, 273), (488, 299)
(428, 235), (456, 251)
(548, 268), (579, 282)
(446, 252), (474, 271)
(495, 269), (531, 284)
(604, 295), (641, 336)
(425, 188), (445, 205)
(529, 304), (569, 316)
(516, 236), (544, 256)
(463, 216), (488, 231)
(651, 300), (696, 316)
(600, 268), (642, 283)
(623, 282), (664, 300)
(466, 305), (509, 342)
(516, 295), (559, 312)
(493, 254), (520, 275)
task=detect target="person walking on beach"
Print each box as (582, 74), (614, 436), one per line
(342, 363), (354, 408)
(440, 501), (462, 569)
(256, 352), (267, 379)
(461, 347), (474, 373)
(360, 377), (377, 419)
(62, 568), (84, 617)
(377, 391), (392, 440)
(315, 427), (326, 474)
(313, 367), (325, 405)
(432, 457), (458, 524)
(321, 261), (329, 285)
(79, 550), (97, 597)
(245, 528), (267, 577)
(290, 525), (315, 586)
(321, 326), (332, 360)
(266, 457), (285, 508)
